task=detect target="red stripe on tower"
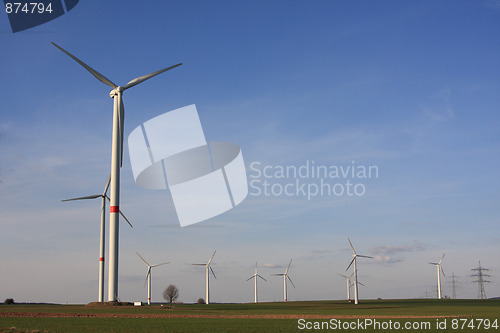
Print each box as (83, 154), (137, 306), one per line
(99, 257), (104, 262)
(110, 206), (119, 213)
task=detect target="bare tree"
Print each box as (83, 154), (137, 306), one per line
(163, 284), (179, 308)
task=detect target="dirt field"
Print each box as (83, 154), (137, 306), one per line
(0, 312), (469, 319)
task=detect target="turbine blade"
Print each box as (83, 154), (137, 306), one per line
(192, 263), (205, 266)
(122, 63), (183, 90)
(246, 276), (254, 281)
(285, 259), (292, 274)
(358, 281), (366, 287)
(102, 176), (111, 195)
(348, 238), (356, 254)
(208, 250), (216, 265)
(358, 255), (373, 259)
(257, 274), (267, 281)
(144, 269), (151, 287)
(348, 272), (354, 279)
(441, 266), (446, 277)
(288, 276), (296, 288)
(439, 253), (445, 265)
(105, 195), (133, 228)
(61, 194), (101, 201)
(136, 252), (150, 266)
(429, 262), (438, 265)
(118, 208), (133, 228)
(151, 262), (170, 268)
(51, 42), (117, 89)
(209, 266), (216, 279)
(337, 273), (348, 279)
(272, 273), (285, 276)
(119, 97), (125, 167)
(346, 258), (355, 271)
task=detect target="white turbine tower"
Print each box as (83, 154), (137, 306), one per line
(61, 176), (133, 302)
(136, 252), (169, 305)
(52, 42), (182, 301)
(429, 253), (446, 299)
(193, 251), (217, 304)
(272, 259), (295, 302)
(337, 273), (354, 302)
(346, 238), (372, 305)
(246, 262), (266, 303)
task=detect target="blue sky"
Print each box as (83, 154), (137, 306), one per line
(1, 1), (499, 304)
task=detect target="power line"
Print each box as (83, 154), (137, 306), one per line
(470, 261), (491, 300)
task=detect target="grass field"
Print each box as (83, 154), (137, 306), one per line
(1, 299), (499, 332)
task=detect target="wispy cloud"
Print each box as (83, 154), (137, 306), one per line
(421, 88), (455, 123)
(372, 255), (404, 265)
(485, 0), (500, 9)
(371, 245), (413, 255)
(371, 241), (429, 255)
(368, 241), (430, 265)
(298, 249), (333, 261)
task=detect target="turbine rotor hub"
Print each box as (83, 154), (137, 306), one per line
(109, 86), (124, 98)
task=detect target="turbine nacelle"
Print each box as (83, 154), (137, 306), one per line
(109, 88), (124, 98)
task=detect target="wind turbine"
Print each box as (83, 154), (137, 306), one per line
(61, 176), (133, 302)
(52, 42), (182, 301)
(337, 273), (354, 302)
(346, 238), (372, 305)
(246, 262), (266, 303)
(136, 252), (170, 305)
(429, 253), (446, 299)
(192, 251), (217, 304)
(272, 259), (295, 302)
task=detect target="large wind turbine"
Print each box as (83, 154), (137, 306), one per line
(52, 42), (182, 301)
(61, 176), (132, 302)
(192, 251), (217, 304)
(272, 259), (295, 302)
(346, 238), (372, 305)
(246, 262), (266, 303)
(429, 253), (446, 299)
(136, 252), (170, 305)
(337, 273), (354, 302)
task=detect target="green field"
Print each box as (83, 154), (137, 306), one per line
(1, 299), (499, 333)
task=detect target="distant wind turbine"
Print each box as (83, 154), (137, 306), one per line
(272, 259), (295, 302)
(61, 176), (132, 302)
(136, 252), (169, 305)
(53, 42), (182, 301)
(192, 251), (217, 304)
(429, 253), (446, 299)
(246, 262), (266, 303)
(346, 238), (372, 305)
(337, 273), (354, 302)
